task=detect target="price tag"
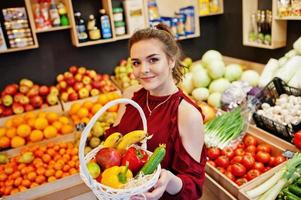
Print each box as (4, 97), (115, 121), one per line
(76, 122), (86, 131)
(282, 150), (295, 159)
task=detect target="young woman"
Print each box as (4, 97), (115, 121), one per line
(106, 23), (206, 200)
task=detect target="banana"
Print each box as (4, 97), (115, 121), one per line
(116, 130), (146, 151)
(103, 132), (123, 148)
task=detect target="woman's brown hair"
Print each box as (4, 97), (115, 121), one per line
(128, 23), (185, 84)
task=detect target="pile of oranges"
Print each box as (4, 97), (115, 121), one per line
(0, 111), (74, 150)
(68, 92), (121, 125)
(0, 142), (79, 196)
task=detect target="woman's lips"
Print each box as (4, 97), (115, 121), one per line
(140, 76), (155, 81)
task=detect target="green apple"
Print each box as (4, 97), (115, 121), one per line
(2, 95), (13, 107)
(20, 79), (33, 88)
(87, 162), (101, 178)
(47, 94), (58, 105)
(0, 153), (9, 164)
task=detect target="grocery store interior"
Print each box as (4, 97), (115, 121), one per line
(0, 0), (301, 199)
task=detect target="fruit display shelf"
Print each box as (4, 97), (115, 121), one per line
(205, 128), (286, 198)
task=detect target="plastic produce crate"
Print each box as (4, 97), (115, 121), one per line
(252, 77), (301, 142)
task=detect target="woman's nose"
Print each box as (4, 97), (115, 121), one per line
(141, 62), (150, 74)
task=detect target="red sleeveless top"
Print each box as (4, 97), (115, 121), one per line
(106, 88), (206, 200)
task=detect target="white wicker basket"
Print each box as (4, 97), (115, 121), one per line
(79, 98), (161, 200)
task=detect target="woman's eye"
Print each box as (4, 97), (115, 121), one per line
(132, 61), (140, 67)
(149, 58), (158, 64)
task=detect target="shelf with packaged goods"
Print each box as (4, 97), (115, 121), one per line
(0, 44), (39, 54)
(272, 0), (301, 20)
(35, 25), (71, 33)
(242, 0), (287, 49)
(199, 0), (224, 17)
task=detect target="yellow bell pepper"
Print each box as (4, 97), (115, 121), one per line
(101, 165), (133, 188)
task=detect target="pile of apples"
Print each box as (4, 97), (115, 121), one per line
(0, 79), (59, 117)
(114, 58), (139, 90)
(56, 66), (117, 102)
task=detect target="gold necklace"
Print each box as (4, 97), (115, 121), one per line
(146, 91), (174, 117)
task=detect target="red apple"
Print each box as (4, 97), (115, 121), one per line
(85, 85), (92, 92)
(19, 96), (29, 105)
(19, 85), (30, 94)
(50, 87), (59, 96)
(78, 67), (86, 75)
(3, 84), (18, 96)
(69, 66), (78, 74)
(27, 85), (40, 97)
(0, 105), (5, 116)
(82, 76), (92, 85)
(64, 72), (73, 79)
(67, 87), (75, 94)
(3, 107), (13, 117)
(39, 85), (50, 96)
(91, 81), (101, 89)
(2, 95), (13, 107)
(60, 92), (69, 102)
(87, 70), (97, 78)
(75, 74), (83, 82)
(30, 95), (43, 108)
(14, 93), (24, 103)
(68, 92), (78, 101)
(59, 81), (67, 90)
(56, 74), (64, 82)
(79, 88), (89, 99)
(102, 74), (110, 80)
(96, 148), (121, 170)
(20, 79), (33, 88)
(90, 89), (100, 96)
(12, 102), (24, 114)
(73, 82), (84, 91)
(66, 77), (76, 86)
(24, 104), (34, 112)
(46, 94), (58, 105)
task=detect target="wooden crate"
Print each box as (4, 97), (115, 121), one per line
(238, 161), (287, 200)
(205, 130), (286, 197)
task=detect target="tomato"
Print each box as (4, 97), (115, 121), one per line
(226, 165), (233, 172)
(246, 169), (261, 181)
(216, 167), (226, 174)
(215, 156), (230, 168)
(235, 178), (248, 186)
(234, 148), (245, 156)
(231, 163), (246, 177)
(253, 162), (265, 172)
(256, 151), (271, 164)
(207, 160), (216, 167)
(263, 166), (271, 173)
(245, 145), (257, 155)
(230, 155), (243, 164)
(293, 131), (301, 149)
(274, 156), (286, 166)
(243, 135), (257, 146)
(241, 155), (255, 169)
(268, 156), (276, 167)
(221, 147), (235, 159)
(207, 147), (221, 160)
(225, 171), (236, 181)
(237, 142), (245, 149)
(256, 144), (272, 154)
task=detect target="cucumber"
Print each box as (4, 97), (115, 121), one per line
(283, 188), (301, 200)
(297, 178), (301, 187)
(139, 144), (166, 175)
(289, 185), (301, 198)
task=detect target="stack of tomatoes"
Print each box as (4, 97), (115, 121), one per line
(207, 135), (286, 186)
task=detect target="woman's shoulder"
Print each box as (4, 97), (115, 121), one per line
(178, 100), (203, 124)
(123, 85), (143, 99)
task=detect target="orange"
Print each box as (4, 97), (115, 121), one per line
(48, 176), (56, 182)
(42, 154), (51, 163)
(43, 126), (58, 139)
(0, 173), (7, 181)
(62, 165), (71, 172)
(55, 170), (63, 179)
(69, 168), (77, 174)
(14, 177), (23, 187)
(81, 117), (90, 124)
(69, 103), (81, 115)
(4, 119), (13, 128)
(27, 172), (37, 181)
(6, 127), (16, 138)
(21, 179), (31, 187)
(3, 186), (12, 196)
(24, 112), (37, 120)
(46, 148), (56, 157)
(34, 118), (48, 130)
(12, 116), (25, 127)
(11, 171), (21, 179)
(10, 188), (19, 195)
(0, 127), (6, 137)
(30, 182), (39, 188)
(45, 169), (55, 177)
(108, 105), (118, 112)
(98, 94), (108, 105)
(46, 112), (59, 123)
(36, 168), (45, 176)
(37, 112), (47, 118)
(11, 136), (25, 148)
(0, 136), (10, 148)
(82, 101), (93, 110)
(59, 116), (70, 125)
(91, 103), (102, 114)
(29, 130), (44, 142)
(61, 124), (74, 135)
(52, 121), (62, 131)
(35, 175), (46, 184)
(77, 108), (89, 118)
(27, 118), (36, 128)
(17, 124), (31, 137)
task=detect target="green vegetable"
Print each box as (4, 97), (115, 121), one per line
(283, 187), (301, 200)
(293, 36), (301, 55)
(240, 70), (260, 87)
(192, 88), (209, 101)
(207, 92), (221, 108)
(192, 68), (211, 88)
(208, 78), (231, 94)
(179, 72), (194, 94)
(201, 50), (223, 67)
(288, 185), (301, 197)
(206, 60), (226, 79)
(259, 58), (279, 87)
(139, 144), (166, 175)
(224, 64), (243, 82)
(297, 178), (301, 187)
(274, 56), (301, 83)
(204, 107), (245, 149)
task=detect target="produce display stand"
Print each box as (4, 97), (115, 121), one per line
(205, 129), (286, 197)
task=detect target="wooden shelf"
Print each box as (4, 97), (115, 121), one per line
(274, 16), (301, 20)
(115, 34), (131, 41)
(242, 0), (287, 49)
(177, 33), (200, 40)
(0, 44), (38, 54)
(36, 25), (71, 33)
(75, 38), (116, 47)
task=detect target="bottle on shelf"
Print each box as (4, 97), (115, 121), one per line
(87, 15), (101, 40)
(49, 0), (60, 27)
(57, 1), (69, 26)
(40, 0), (52, 29)
(99, 9), (112, 39)
(74, 12), (88, 42)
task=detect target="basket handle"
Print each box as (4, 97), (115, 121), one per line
(79, 98), (148, 186)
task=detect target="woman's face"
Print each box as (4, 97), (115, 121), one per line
(130, 39), (175, 95)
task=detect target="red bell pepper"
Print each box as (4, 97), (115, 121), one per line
(293, 130), (301, 149)
(121, 146), (149, 174)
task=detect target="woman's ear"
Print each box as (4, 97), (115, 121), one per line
(168, 57), (176, 69)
